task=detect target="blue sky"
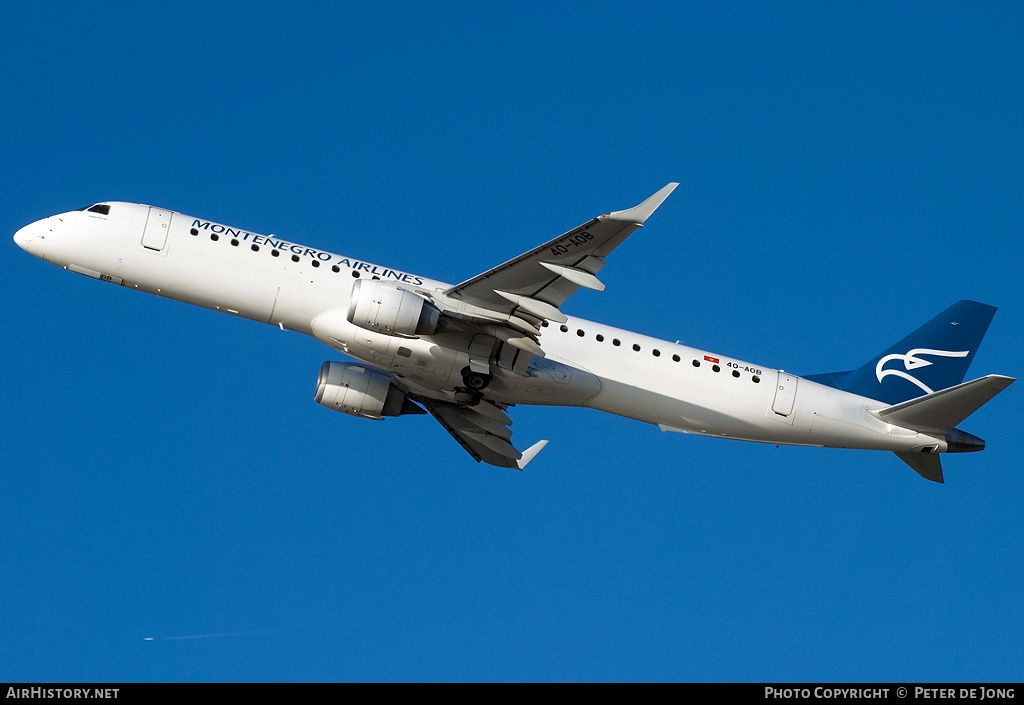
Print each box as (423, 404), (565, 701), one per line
(3, 2), (1022, 682)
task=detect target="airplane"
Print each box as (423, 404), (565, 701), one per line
(13, 184), (1014, 483)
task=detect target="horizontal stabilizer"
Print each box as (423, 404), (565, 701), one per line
(875, 374), (1015, 434)
(894, 451), (944, 483)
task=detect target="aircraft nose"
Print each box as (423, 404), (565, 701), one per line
(13, 224), (30, 250)
(13, 219), (49, 259)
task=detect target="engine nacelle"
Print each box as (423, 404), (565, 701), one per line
(347, 279), (441, 336)
(314, 362), (423, 419)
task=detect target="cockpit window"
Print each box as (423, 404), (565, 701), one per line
(86, 204), (111, 215)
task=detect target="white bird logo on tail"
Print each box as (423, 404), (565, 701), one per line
(875, 348), (969, 395)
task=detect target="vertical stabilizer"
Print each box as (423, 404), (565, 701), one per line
(809, 301), (997, 405)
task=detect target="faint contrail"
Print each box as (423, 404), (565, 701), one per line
(143, 630), (272, 641)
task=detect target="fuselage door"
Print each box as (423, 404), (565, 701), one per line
(141, 207), (173, 251)
(772, 372), (798, 416)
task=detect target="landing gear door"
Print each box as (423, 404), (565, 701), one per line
(141, 207), (173, 252)
(771, 372), (798, 418)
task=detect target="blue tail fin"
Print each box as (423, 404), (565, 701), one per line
(806, 300), (997, 405)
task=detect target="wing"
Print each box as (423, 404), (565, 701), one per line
(433, 184), (678, 340)
(423, 400), (548, 470)
(413, 185), (676, 466)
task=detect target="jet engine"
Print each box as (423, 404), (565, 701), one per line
(314, 361), (424, 419)
(347, 279), (442, 337)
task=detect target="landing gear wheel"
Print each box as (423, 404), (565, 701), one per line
(461, 367), (492, 391)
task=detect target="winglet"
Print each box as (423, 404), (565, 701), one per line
(516, 440), (549, 470)
(606, 183), (678, 224)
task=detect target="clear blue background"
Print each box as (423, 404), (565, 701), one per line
(3, 1), (1021, 682)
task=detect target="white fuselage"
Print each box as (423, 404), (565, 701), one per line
(14, 202), (952, 455)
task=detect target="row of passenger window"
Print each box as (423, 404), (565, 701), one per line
(190, 226), (760, 383)
(543, 321), (761, 383)
(191, 227), (371, 278)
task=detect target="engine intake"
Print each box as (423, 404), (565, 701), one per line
(314, 361), (424, 419)
(347, 279), (441, 337)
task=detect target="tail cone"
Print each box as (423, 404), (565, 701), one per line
(945, 428), (985, 453)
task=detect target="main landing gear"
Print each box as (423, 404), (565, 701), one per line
(461, 366), (492, 392)
(455, 366), (493, 405)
